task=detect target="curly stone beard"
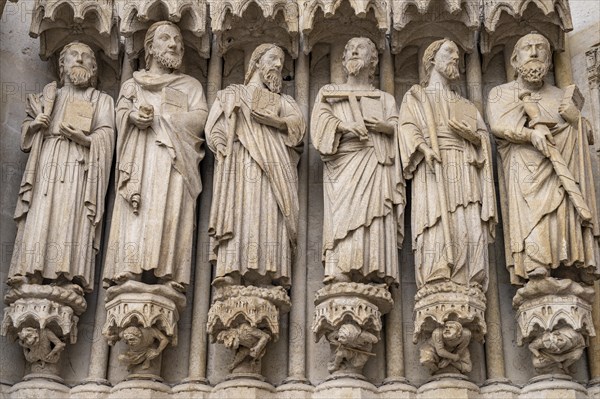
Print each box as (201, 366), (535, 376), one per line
(344, 58), (366, 77)
(259, 67), (283, 94)
(441, 63), (460, 82)
(68, 65), (93, 87)
(152, 50), (183, 71)
(517, 59), (549, 84)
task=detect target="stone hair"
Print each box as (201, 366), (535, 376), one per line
(144, 21), (182, 69)
(510, 32), (552, 78)
(343, 37), (379, 81)
(421, 38), (453, 87)
(244, 43), (284, 84)
(59, 41), (98, 87)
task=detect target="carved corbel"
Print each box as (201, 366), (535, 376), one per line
(312, 282), (393, 377)
(2, 284), (87, 379)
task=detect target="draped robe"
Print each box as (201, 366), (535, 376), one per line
(311, 87), (405, 285)
(103, 71), (207, 288)
(10, 84), (115, 291)
(206, 84), (305, 288)
(399, 85), (496, 290)
(487, 81), (599, 285)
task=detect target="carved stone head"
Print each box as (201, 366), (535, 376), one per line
(342, 37), (378, 82)
(442, 321), (463, 341)
(217, 329), (240, 349)
(245, 44), (284, 94)
(121, 326), (143, 347)
(421, 39), (460, 86)
(59, 42), (98, 88)
(511, 33), (552, 83)
(144, 21), (184, 71)
(17, 327), (40, 347)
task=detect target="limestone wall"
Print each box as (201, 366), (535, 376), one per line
(0, 1), (599, 398)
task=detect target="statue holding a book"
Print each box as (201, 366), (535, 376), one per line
(311, 36), (405, 287)
(206, 43), (305, 289)
(103, 21), (208, 292)
(398, 38), (496, 375)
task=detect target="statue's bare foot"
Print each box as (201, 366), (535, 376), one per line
(323, 274), (351, 284)
(212, 275), (239, 288)
(7, 275), (28, 287)
(528, 267), (548, 279)
(60, 283), (84, 296)
(163, 280), (185, 293)
(114, 272), (137, 284)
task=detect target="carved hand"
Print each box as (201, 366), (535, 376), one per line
(215, 143), (227, 162)
(337, 121), (368, 140)
(130, 110), (153, 130)
(251, 109), (286, 131)
(364, 117), (394, 136)
(30, 113), (51, 133)
(146, 348), (160, 360)
(60, 123), (91, 146)
(530, 125), (555, 157)
(449, 119), (480, 145)
(559, 99), (580, 124)
(418, 143), (441, 170)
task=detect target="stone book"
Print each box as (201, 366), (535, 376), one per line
(63, 99), (94, 134)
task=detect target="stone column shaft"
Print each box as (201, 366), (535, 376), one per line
(466, 49), (484, 114)
(86, 287), (110, 383)
(330, 42), (345, 85)
(185, 38), (222, 383)
(385, 284), (406, 380)
(285, 51), (310, 384)
(554, 41), (574, 89)
(380, 38), (394, 95)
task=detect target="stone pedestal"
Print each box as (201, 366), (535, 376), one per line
(312, 283), (393, 377)
(210, 378), (274, 399)
(275, 382), (315, 399)
(513, 278), (595, 375)
(416, 375), (480, 399)
(171, 380), (212, 399)
(588, 379), (600, 399)
(108, 379), (171, 399)
(70, 380), (111, 399)
(378, 378), (417, 399)
(207, 285), (291, 378)
(313, 377), (378, 399)
(103, 281), (186, 380)
(8, 377), (70, 399)
(480, 379), (520, 399)
(519, 375), (588, 399)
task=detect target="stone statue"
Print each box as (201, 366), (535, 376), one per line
(486, 32), (599, 286)
(103, 21), (208, 292)
(487, 32), (599, 376)
(399, 38), (496, 291)
(419, 321), (472, 374)
(399, 38), (494, 376)
(528, 326), (586, 374)
(326, 323), (378, 374)
(8, 41), (114, 292)
(17, 327), (66, 369)
(216, 323), (271, 372)
(206, 43), (305, 288)
(119, 326), (169, 372)
(311, 37), (404, 286)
